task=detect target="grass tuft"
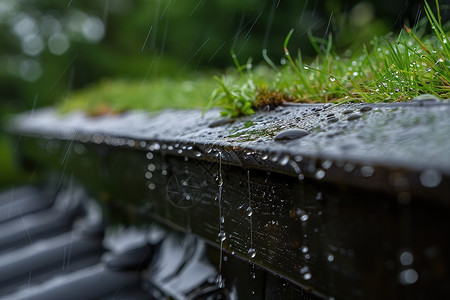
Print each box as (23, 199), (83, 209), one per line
(207, 0), (450, 117)
(59, 1), (448, 118)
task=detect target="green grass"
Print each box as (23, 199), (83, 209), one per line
(60, 1), (449, 118)
(208, 0), (450, 117)
(59, 76), (217, 115)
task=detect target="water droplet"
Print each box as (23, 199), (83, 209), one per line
(218, 231), (227, 242)
(289, 161), (301, 174)
(399, 269), (419, 285)
(92, 134), (104, 144)
(215, 274), (225, 288)
(420, 170), (442, 188)
(321, 160), (332, 170)
(315, 191), (323, 201)
(361, 166), (374, 177)
(149, 142), (160, 151)
(146, 152), (154, 160)
(304, 65), (309, 70)
(294, 155), (303, 162)
(246, 206), (253, 217)
(216, 175), (223, 187)
(347, 113), (362, 121)
(327, 254), (334, 262)
(220, 216), (225, 224)
(315, 169), (325, 180)
(127, 139), (136, 147)
(400, 251), (414, 266)
(145, 172), (153, 179)
(248, 248), (256, 258)
(301, 246), (308, 253)
(193, 151), (202, 157)
(148, 164), (156, 171)
(279, 155), (289, 166)
(329, 77), (336, 82)
(148, 183), (156, 190)
(250, 272), (256, 279)
(300, 214), (309, 222)
(260, 153), (269, 160)
(303, 273), (312, 280)
(298, 174), (304, 180)
(274, 128), (309, 142)
(344, 163), (355, 172)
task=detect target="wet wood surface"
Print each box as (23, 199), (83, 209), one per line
(17, 136), (450, 299)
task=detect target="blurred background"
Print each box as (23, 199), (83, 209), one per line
(0, 0), (439, 186)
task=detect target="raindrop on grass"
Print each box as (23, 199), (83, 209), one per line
(329, 77), (336, 82)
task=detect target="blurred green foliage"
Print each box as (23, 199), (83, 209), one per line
(59, 76), (217, 115)
(0, 0), (444, 187)
(0, 0), (433, 110)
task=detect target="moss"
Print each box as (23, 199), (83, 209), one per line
(59, 76), (217, 115)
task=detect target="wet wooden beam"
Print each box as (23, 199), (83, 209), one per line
(9, 102), (450, 298)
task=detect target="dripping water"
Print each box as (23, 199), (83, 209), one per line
(247, 170), (256, 258)
(216, 151), (225, 288)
